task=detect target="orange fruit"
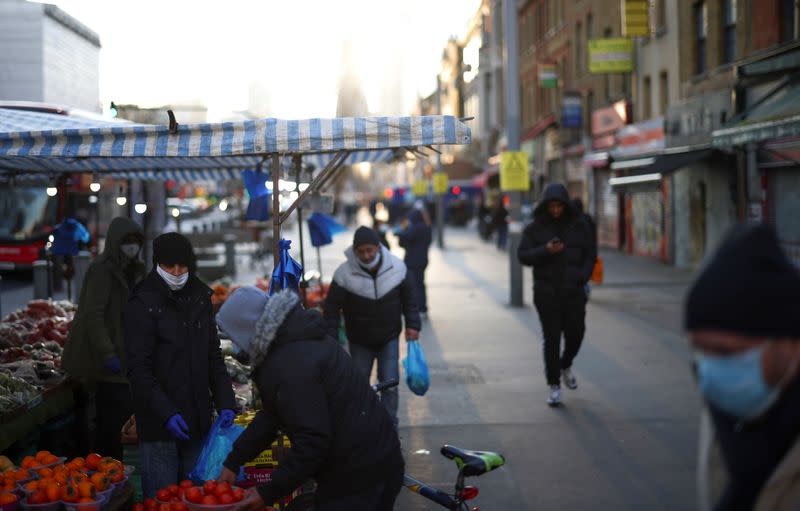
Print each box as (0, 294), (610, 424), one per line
(77, 481), (96, 499)
(23, 481), (39, 492)
(35, 451), (51, 463)
(42, 454), (59, 465)
(0, 493), (18, 505)
(54, 471), (69, 485)
(61, 483), (79, 503)
(90, 473), (110, 491)
(85, 454), (102, 471)
(28, 491), (48, 505)
(71, 472), (88, 485)
(20, 456), (35, 469)
(38, 467), (54, 478)
(44, 484), (61, 503)
(14, 468), (31, 481)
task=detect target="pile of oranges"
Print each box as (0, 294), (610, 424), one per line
(0, 451), (127, 511)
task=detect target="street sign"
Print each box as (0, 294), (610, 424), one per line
(622, 0), (649, 37)
(500, 151), (530, 191)
(412, 180), (428, 196)
(539, 63), (557, 88)
(588, 38), (634, 73)
(433, 172), (449, 195)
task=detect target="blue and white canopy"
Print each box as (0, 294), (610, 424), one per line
(0, 108), (470, 180)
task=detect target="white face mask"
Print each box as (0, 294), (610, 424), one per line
(359, 251), (382, 271)
(157, 265), (189, 290)
(120, 243), (140, 258)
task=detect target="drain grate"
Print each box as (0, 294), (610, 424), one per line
(427, 363), (485, 384)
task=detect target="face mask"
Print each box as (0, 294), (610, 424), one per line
(695, 346), (781, 421)
(359, 251), (381, 271)
(157, 264), (189, 291)
(120, 243), (140, 258)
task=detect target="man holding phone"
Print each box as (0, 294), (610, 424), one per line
(518, 184), (597, 406)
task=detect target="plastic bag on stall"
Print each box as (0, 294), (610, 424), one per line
(188, 419), (245, 481)
(402, 341), (430, 396)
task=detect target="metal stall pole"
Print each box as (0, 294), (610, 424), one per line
(293, 156), (307, 296)
(503, 0), (524, 307)
(272, 154), (282, 269)
(435, 75), (445, 249)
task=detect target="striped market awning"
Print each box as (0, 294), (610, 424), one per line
(0, 108), (470, 181)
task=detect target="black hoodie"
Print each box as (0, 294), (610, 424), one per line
(517, 183), (596, 290)
(223, 304), (403, 504)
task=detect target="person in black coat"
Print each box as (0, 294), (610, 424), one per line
(124, 233), (236, 498)
(517, 183), (596, 407)
(397, 207), (433, 314)
(217, 288), (404, 511)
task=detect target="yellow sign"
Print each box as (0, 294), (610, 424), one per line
(622, 0), (649, 37)
(500, 151), (530, 191)
(412, 180), (428, 196)
(433, 172), (449, 195)
(588, 38), (634, 74)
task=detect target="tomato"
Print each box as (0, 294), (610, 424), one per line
(177, 488), (185, 499)
(144, 498), (158, 510)
(231, 487), (245, 502)
(166, 484), (180, 497)
(201, 494), (218, 506)
(218, 493), (234, 505)
(170, 502), (189, 511)
(156, 488), (172, 502)
(202, 480), (217, 495)
(133, 503), (145, 511)
(179, 480), (193, 489)
(158, 503), (171, 511)
(213, 482), (231, 497)
(185, 487), (203, 504)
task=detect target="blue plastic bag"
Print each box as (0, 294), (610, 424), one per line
(403, 341), (430, 396)
(188, 420), (245, 482)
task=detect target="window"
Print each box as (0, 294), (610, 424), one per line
(654, 0), (667, 31)
(604, 28), (612, 100)
(694, 1), (707, 74)
(781, 0), (797, 43)
(643, 76), (652, 119)
(586, 13), (593, 40)
(576, 22), (583, 76)
(586, 91), (594, 135)
(722, 0), (736, 64)
(659, 71), (669, 116)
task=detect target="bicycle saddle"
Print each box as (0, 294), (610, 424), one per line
(440, 445), (505, 477)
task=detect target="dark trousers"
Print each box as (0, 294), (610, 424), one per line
(94, 381), (133, 460)
(534, 285), (587, 386)
(408, 266), (428, 313)
(495, 223), (508, 250)
(315, 465), (404, 511)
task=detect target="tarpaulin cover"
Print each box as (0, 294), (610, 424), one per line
(307, 213), (347, 248)
(270, 239), (303, 295)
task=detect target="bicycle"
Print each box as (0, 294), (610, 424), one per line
(283, 380), (506, 510)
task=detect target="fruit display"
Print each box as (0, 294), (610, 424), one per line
(0, 300), (74, 350)
(0, 371), (40, 415)
(0, 491), (19, 511)
(182, 481), (244, 511)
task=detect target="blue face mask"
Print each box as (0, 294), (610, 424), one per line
(695, 347), (780, 421)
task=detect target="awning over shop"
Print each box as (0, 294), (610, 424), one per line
(609, 145), (713, 186)
(712, 76), (800, 148)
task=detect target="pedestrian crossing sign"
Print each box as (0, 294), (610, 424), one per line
(500, 151), (530, 191)
(412, 180), (428, 196)
(433, 172), (449, 195)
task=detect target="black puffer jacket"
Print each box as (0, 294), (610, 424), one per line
(517, 183), (596, 290)
(223, 300), (403, 504)
(124, 270), (236, 442)
(323, 246), (421, 347)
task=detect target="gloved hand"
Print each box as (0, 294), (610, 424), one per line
(103, 356), (122, 374)
(165, 414), (191, 441)
(217, 409), (236, 429)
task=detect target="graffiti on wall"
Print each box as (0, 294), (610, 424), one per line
(631, 191), (663, 257)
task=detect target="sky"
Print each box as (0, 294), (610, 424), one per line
(45, 0), (480, 121)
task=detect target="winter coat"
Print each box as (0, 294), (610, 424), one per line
(62, 217), (144, 384)
(517, 184), (596, 292)
(397, 210), (432, 269)
(324, 246), (421, 348)
(697, 381), (800, 511)
(223, 291), (403, 505)
(123, 270), (236, 442)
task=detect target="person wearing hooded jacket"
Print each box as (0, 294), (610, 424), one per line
(123, 232), (236, 498)
(62, 217), (145, 460)
(688, 224), (800, 511)
(517, 183), (596, 406)
(323, 226), (421, 427)
(217, 288), (404, 511)
(397, 207), (433, 315)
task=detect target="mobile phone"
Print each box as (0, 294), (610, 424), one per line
(551, 237), (562, 244)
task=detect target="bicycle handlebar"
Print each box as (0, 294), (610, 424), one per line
(372, 379), (400, 393)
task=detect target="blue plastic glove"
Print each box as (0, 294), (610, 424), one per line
(217, 409), (236, 429)
(103, 356), (122, 374)
(166, 414), (191, 441)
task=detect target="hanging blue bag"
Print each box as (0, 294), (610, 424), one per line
(403, 341), (430, 396)
(188, 419), (245, 482)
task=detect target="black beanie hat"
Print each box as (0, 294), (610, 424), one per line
(685, 223), (800, 338)
(353, 226), (381, 249)
(153, 232), (196, 273)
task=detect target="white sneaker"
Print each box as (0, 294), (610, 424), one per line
(562, 368), (578, 390)
(547, 385), (561, 407)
